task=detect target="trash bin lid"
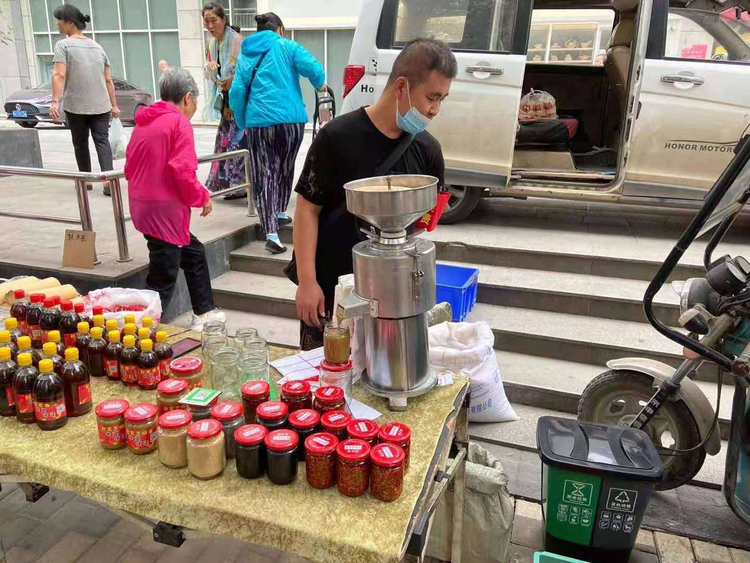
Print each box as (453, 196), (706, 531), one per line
(537, 416), (663, 481)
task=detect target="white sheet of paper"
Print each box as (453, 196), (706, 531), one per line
(299, 347), (324, 362)
(348, 399), (381, 420)
(437, 372), (454, 387)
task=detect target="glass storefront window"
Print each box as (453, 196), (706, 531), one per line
(31, 0), (49, 32)
(121, 0), (149, 30)
(149, 0), (178, 29)
(92, 0), (119, 31)
(95, 33), (125, 78)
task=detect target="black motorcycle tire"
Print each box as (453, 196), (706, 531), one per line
(578, 370), (706, 491)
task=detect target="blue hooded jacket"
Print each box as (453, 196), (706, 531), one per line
(229, 30), (325, 129)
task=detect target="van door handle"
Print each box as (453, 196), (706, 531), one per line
(466, 65), (504, 77)
(661, 74), (704, 86)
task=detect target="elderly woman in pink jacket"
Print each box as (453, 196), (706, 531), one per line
(125, 67), (225, 331)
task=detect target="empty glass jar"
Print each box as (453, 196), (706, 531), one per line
(235, 327), (259, 351)
(211, 347), (239, 401)
(242, 336), (268, 362)
(238, 353), (269, 386)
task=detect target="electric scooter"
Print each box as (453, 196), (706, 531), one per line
(578, 137), (750, 525)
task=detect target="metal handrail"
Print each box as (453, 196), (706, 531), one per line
(0, 149), (254, 264)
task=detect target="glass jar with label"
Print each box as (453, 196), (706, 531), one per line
(336, 439), (371, 497)
(319, 360), (353, 404)
(370, 443), (406, 502)
(210, 401), (244, 458)
(314, 385), (346, 414)
(124, 403), (159, 455)
(255, 400), (289, 431)
(347, 419), (380, 446)
(378, 422), (412, 471)
(95, 399), (130, 450)
(157, 409), (193, 468)
(281, 380), (312, 413)
(186, 418), (226, 480)
(321, 410), (352, 442)
(235, 424), (268, 480)
(156, 378), (189, 416)
(170, 357), (204, 390)
(265, 429), (299, 485)
(241, 380), (270, 424)
(323, 323), (350, 364)
(305, 432), (338, 490)
(288, 409), (320, 462)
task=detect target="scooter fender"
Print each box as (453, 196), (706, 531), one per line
(607, 358), (722, 456)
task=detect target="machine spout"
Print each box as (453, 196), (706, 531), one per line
(337, 292), (377, 319)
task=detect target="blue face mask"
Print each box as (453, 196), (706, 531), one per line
(396, 82), (431, 136)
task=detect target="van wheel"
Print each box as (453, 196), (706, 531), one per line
(439, 186), (482, 224)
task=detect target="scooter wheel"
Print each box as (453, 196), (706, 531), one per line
(578, 369), (706, 491)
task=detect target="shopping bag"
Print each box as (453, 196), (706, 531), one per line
(518, 89), (557, 122)
(84, 287), (162, 327)
(109, 118), (127, 159)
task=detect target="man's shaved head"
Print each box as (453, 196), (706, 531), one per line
(386, 38), (457, 88)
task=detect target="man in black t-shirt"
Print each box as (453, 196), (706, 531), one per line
(292, 38), (457, 349)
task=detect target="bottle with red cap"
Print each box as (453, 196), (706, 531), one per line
(52, 296), (62, 310)
(26, 293), (45, 349)
(76, 303), (92, 328)
(59, 300), (80, 348)
(39, 298), (60, 345)
(10, 290), (30, 336)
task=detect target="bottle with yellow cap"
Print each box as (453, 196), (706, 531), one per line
(105, 319), (118, 334)
(33, 358), (67, 431)
(0, 330), (18, 362)
(16, 335), (41, 368)
(154, 331), (173, 381)
(141, 316), (157, 341)
(120, 335), (139, 387)
(123, 323), (138, 349)
(123, 313), (137, 327)
(88, 326), (107, 377)
(45, 330), (65, 357)
(14, 352), (38, 424)
(137, 339), (160, 391)
(92, 315), (106, 330)
(137, 327), (151, 351)
(61, 347), (92, 417)
(0, 346), (17, 417)
(4, 317), (22, 344)
(41, 341), (63, 377)
(104, 330), (123, 382)
(75, 322), (91, 368)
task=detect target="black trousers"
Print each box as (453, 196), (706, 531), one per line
(145, 233), (214, 316)
(65, 111), (114, 173)
(298, 285), (335, 351)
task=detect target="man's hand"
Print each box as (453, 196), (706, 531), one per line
(111, 105), (121, 118)
(296, 281), (325, 328)
(50, 102), (60, 121)
(207, 61), (219, 71)
(201, 200), (213, 217)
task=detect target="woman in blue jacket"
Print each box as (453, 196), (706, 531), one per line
(229, 13), (325, 254)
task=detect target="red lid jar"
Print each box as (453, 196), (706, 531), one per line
(265, 429), (299, 485)
(186, 418), (226, 479)
(336, 439), (371, 497)
(314, 385), (346, 414)
(280, 380), (312, 413)
(304, 432), (338, 490)
(158, 409), (192, 429)
(187, 418), (223, 439)
(321, 410), (353, 442)
(234, 423), (268, 446)
(241, 380), (270, 424)
(124, 403), (159, 455)
(370, 443), (406, 502)
(347, 418), (380, 445)
(169, 356), (204, 390)
(156, 377), (189, 416)
(210, 401), (245, 458)
(289, 409), (321, 462)
(255, 400), (289, 431)
(378, 422), (412, 471)
(95, 399), (130, 450)
(235, 424), (269, 480)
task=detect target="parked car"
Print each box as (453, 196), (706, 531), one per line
(343, 0), (750, 223)
(4, 77), (152, 128)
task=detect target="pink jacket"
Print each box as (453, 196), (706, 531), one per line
(125, 101), (210, 247)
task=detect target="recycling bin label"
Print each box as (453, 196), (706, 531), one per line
(544, 466), (603, 546)
(606, 488), (638, 513)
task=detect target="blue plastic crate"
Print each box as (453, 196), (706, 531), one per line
(435, 263), (479, 322)
(534, 552), (588, 563)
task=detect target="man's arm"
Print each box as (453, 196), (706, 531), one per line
(104, 66), (120, 118)
(50, 63), (66, 121)
(294, 195), (325, 327)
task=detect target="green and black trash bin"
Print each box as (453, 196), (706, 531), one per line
(536, 416), (663, 563)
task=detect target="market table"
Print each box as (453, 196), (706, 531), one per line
(0, 325), (470, 563)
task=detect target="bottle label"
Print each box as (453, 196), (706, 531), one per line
(78, 382), (92, 405)
(16, 393), (34, 414)
(121, 365), (138, 385)
(126, 425), (157, 451)
(30, 326), (41, 341)
(41, 329), (51, 344)
(98, 422), (126, 446)
(35, 397), (66, 421)
(5, 387), (15, 407)
(159, 359), (171, 381)
(19, 320), (29, 336)
(105, 359), (120, 380)
(138, 367), (160, 387)
(159, 403), (182, 416)
(63, 333), (77, 348)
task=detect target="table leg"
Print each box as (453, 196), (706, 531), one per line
(450, 393), (470, 563)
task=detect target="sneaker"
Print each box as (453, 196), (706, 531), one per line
(190, 309), (227, 332)
(103, 182), (111, 197)
(265, 239), (287, 255)
(85, 182), (93, 191)
(278, 215), (292, 227)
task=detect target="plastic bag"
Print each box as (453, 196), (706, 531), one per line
(333, 274), (366, 379)
(84, 287), (162, 327)
(429, 322), (518, 422)
(519, 89), (557, 122)
(109, 118), (127, 159)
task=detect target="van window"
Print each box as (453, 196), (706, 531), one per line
(527, 9), (615, 66)
(666, 8), (750, 63)
(390, 0), (518, 52)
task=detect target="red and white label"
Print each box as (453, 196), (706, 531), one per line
(41, 329), (51, 344)
(159, 403), (181, 416)
(246, 383), (264, 393)
(288, 382), (303, 390)
(328, 414), (345, 422)
(35, 397), (66, 422)
(16, 393), (34, 414)
(381, 446), (395, 458)
(78, 383), (92, 405)
(322, 387), (337, 397)
(105, 359), (120, 380)
(120, 365), (138, 385)
(138, 367), (160, 387)
(19, 321), (29, 336)
(297, 411), (313, 422)
(126, 425), (157, 451)
(388, 426), (401, 436)
(5, 387), (15, 407)
(63, 333), (77, 348)
(29, 326), (41, 341)
(98, 422), (126, 446)
(159, 359), (170, 381)
(344, 444), (362, 452)
(313, 436), (331, 446)
(357, 422), (368, 432)
(271, 434), (292, 445)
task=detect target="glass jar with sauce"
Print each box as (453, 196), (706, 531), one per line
(305, 432), (338, 490)
(14, 352), (38, 424)
(370, 443), (406, 502)
(34, 358), (67, 431)
(314, 385), (346, 414)
(323, 323), (350, 364)
(256, 400), (289, 431)
(61, 347), (92, 417)
(120, 335), (139, 387)
(75, 322), (91, 368)
(210, 401), (244, 458)
(157, 409), (192, 468)
(104, 330), (123, 382)
(170, 357), (204, 390)
(241, 380), (270, 424)
(235, 424), (268, 479)
(87, 327), (106, 378)
(95, 399), (130, 449)
(378, 422), (412, 472)
(124, 403), (159, 455)
(321, 410), (352, 442)
(319, 360), (353, 404)
(288, 409), (320, 461)
(336, 439), (371, 497)
(265, 429), (299, 486)
(280, 380), (312, 413)
(154, 331), (173, 381)
(0, 347), (17, 417)
(347, 419), (380, 446)
(137, 339), (160, 391)
(156, 378), (189, 415)
(186, 418), (226, 480)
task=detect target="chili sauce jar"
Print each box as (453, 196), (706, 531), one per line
(347, 419), (380, 446)
(95, 399), (130, 450)
(241, 380), (270, 424)
(124, 403), (159, 455)
(210, 401), (244, 458)
(304, 432), (338, 490)
(280, 380), (312, 413)
(321, 410), (352, 442)
(288, 409), (320, 461)
(156, 378), (189, 416)
(378, 422), (412, 471)
(256, 400), (288, 431)
(170, 356), (204, 390)
(314, 385), (346, 414)
(186, 418), (226, 480)
(157, 409), (192, 468)
(265, 429), (299, 486)
(235, 424), (268, 480)
(336, 439), (371, 497)
(370, 443), (406, 502)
